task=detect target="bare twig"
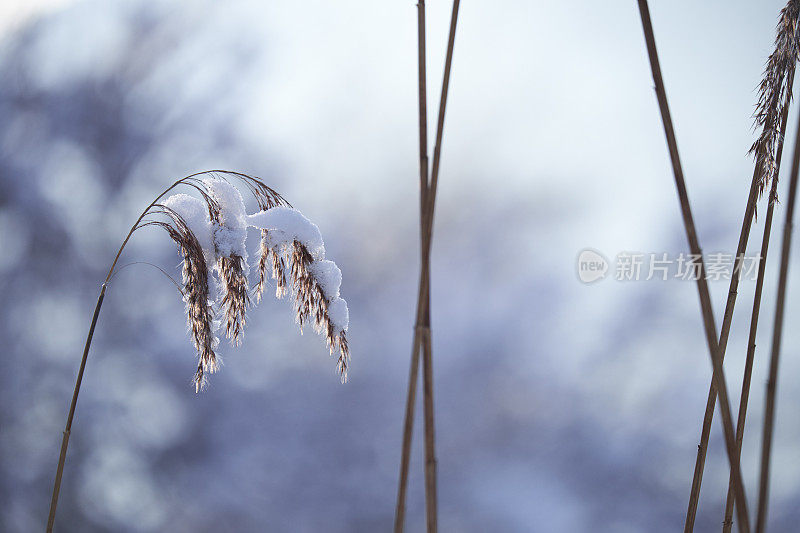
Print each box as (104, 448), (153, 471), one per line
(636, 1), (750, 531)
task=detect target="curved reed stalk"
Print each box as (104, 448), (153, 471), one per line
(754, 106), (800, 533)
(394, 1), (460, 532)
(45, 170), (306, 532)
(636, 1), (750, 531)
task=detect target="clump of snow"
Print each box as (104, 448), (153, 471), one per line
(309, 260), (342, 301)
(204, 178), (247, 227)
(163, 193), (214, 264)
(204, 178), (249, 260)
(327, 298), (349, 333)
(247, 206), (325, 260)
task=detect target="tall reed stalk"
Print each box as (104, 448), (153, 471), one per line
(684, 165), (761, 533)
(685, 3), (800, 529)
(722, 67), (796, 533)
(394, 1), (460, 532)
(636, 1), (750, 531)
(754, 106), (800, 533)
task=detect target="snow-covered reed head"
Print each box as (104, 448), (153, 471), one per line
(142, 200), (219, 390)
(136, 171), (350, 390)
(751, 0), (800, 200)
(204, 179), (251, 345)
(249, 207), (351, 380)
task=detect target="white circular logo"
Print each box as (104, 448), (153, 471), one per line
(577, 249), (608, 283)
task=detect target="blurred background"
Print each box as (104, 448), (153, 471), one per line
(1, 0), (800, 531)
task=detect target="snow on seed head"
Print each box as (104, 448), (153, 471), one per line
(247, 206), (325, 260)
(204, 178), (249, 260)
(163, 193), (215, 265)
(309, 260), (342, 301)
(327, 297), (349, 333)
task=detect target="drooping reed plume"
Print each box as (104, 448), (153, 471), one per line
(636, 2), (750, 532)
(205, 178), (253, 346)
(144, 201), (220, 391)
(249, 206), (350, 380)
(751, 0), (800, 202)
(291, 241), (350, 377)
(47, 170), (350, 532)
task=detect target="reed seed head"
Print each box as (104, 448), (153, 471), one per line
(751, 0), (800, 200)
(145, 205), (218, 391)
(138, 171), (348, 389)
(217, 254), (250, 345)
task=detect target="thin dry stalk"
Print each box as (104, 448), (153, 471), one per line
(45, 286), (105, 533)
(722, 67), (796, 533)
(684, 167), (760, 533)
(755, 106), (800, 533)
(636, 1), (750, 531)
(685, 4), (800, 528)
(394, 1), (460, 531)
(394, 1), (431, 528)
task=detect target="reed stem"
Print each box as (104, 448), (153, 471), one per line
(722, 69), (795, 533)
(414, 4), (439, 530)
(394, 2), (432, 531)
(684, 166), (759, 533)
(636, 1), (750, 530)
(755, 104), (800, 533)
(394, 1), (460, 531)
(46, 286), (106, 533)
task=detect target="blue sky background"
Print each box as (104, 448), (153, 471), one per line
(2, 0), (800, 531)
